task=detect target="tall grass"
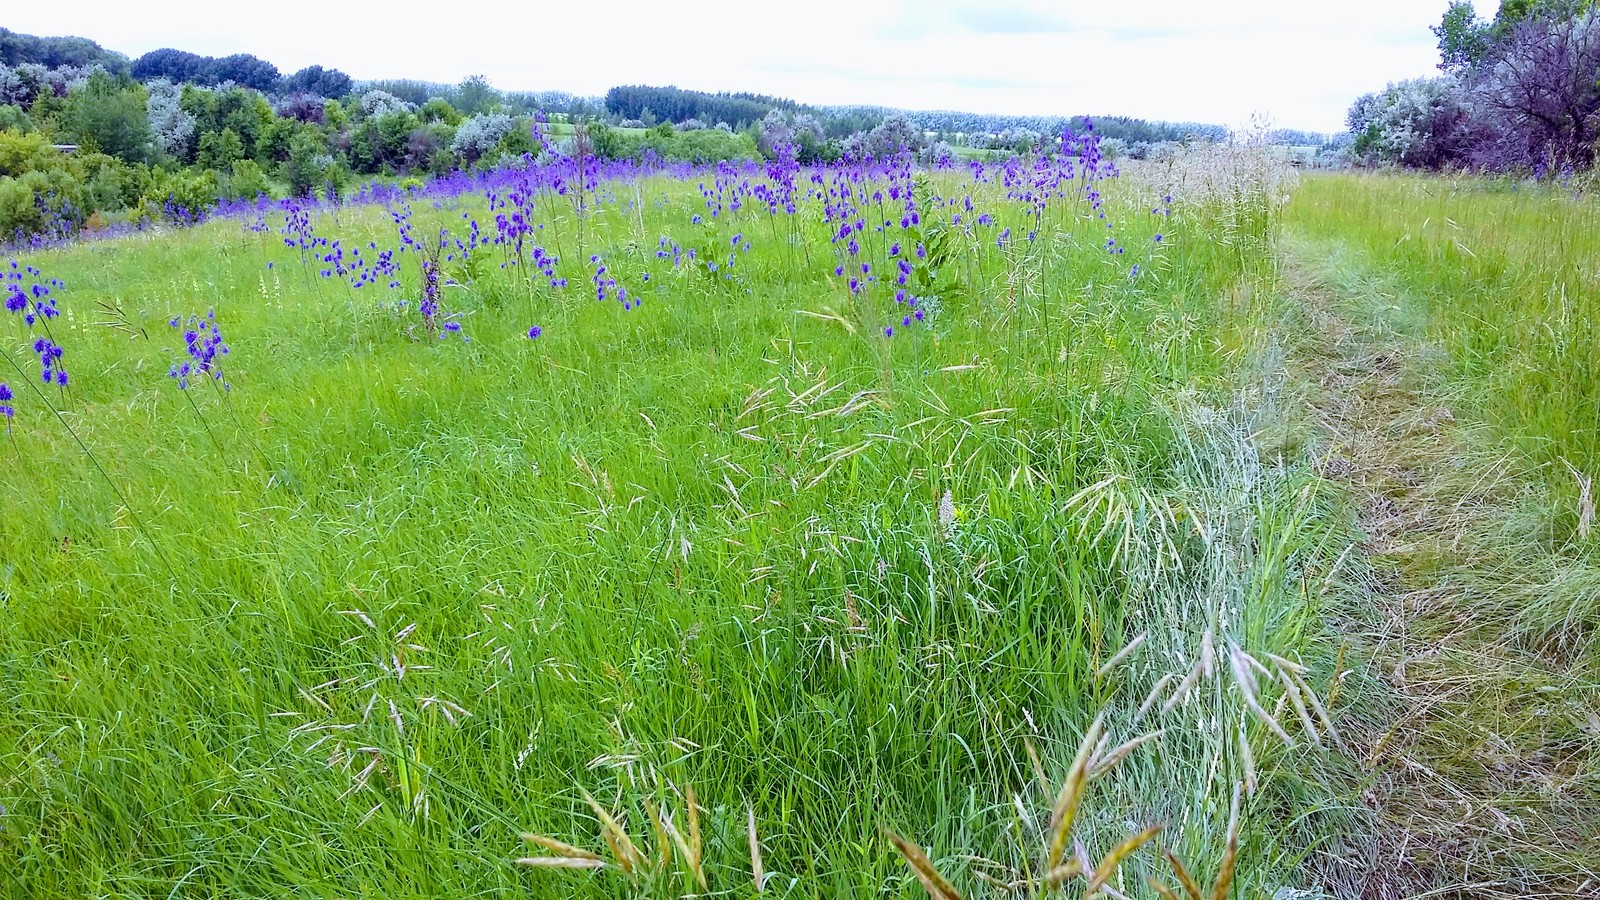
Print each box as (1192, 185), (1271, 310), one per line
(1289, 173), (1600, 556)
(0, 151), (1351, 897)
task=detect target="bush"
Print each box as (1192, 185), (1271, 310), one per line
(197, 127), (244, 171)
(450, 113), (519, 165)
(0, 167), (86, 241)
(0, 129), (57, 177)
(284, 129), (326, 197)
(138, 167), (216, 222)
(222, 159), (269, 200)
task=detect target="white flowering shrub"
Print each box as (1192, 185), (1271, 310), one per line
(146, 78), (196, 160)
(449, 113), (518, 163)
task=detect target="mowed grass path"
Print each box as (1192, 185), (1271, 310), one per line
(1, 168), (1343, 896)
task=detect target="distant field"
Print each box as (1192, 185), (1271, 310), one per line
(3, 151), (1594, 897)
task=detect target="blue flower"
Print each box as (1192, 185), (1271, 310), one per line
(528, 325), (543, 339)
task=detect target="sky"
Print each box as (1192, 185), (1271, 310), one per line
(5, 0), (1475, 132)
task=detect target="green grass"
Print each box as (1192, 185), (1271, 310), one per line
(1, 161), (1357, 897)
(1289, 172), (1600, 550)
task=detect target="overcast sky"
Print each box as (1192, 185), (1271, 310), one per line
(6, 0), (1475, 132)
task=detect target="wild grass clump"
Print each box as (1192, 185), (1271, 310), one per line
(1130, 129), (1297, 282)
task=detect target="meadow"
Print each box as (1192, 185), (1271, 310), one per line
(0, 140), (1593, 898)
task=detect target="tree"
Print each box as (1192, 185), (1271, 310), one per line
(64, 71), (152, 163)
(1347, 77), (1473, 168)
(197, 127), (244, 170)
(1435, 1), (1492, 70)
(206, 54), (279, 92)
(284, 129), (326, 197)
(146, 78), (196, 162)
(0, 28), (128, 72)
(420, 97), (461, 126)
(450, 112), (519, 164)
(453, 76), (498, 116)
(861, 113), (925, 157)
(282, 65), (351, 99)
(1471, 10), (1600, 169)
(132, 48), (207, 83)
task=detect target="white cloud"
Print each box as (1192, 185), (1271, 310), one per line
(6, 0), (1453, 131)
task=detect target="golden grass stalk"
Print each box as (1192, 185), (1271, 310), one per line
(519, 832), (604, 861)
(1043, 859), (1083, 885)
(513, 856), (609, 869)
(748, 805), (765, 893)
(1326, 638), (1349, 709)
(1095, 632), (1148, 680)
(1084, 823), (1165, 897)
(1160, 849), (1204, 900)
(1148, 876), (1183, 900)
(644, 799), (671, 871)
(1212, 783), (1242, 900)
(1046, 713), (1104, 870)
(579, 788), (645, 876)
(686, 784), (706, 891)
(885, 828), (964, 900)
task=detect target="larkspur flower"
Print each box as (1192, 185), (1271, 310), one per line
(0, 382), (12, 421)
(528, 325), (542, 339)
(167, 310), (230, 390)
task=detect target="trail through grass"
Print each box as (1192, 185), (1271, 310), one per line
(1277, 217), (1600, 898)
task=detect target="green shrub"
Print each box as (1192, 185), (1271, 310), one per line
(0, 166), (86, 239)
(0, 128), (57, 177)
(197, 127), (245, 171)
(223, 158), (269, 200)
(138, 167), (217, 221)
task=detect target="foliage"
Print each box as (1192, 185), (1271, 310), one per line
(1434, 0), (1493, 69)
(1347, 77), (1473, 168)
(63, 71), (153, 164)
(284, 128), (327, 197)
(358, 89), (415, 120)
(197, 127), (245, 171)
(131, 48), (280, 91)
(453, 75), (499, 116)
(605, 84), (805, 128)
(1359, 3), (1600, 172)
(146, 78), (196, 162)
(450, 112), (520, 164)
(281, 65), (352, 99)
(860, 113), (926, 157)
(0, 165), (84, 238)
